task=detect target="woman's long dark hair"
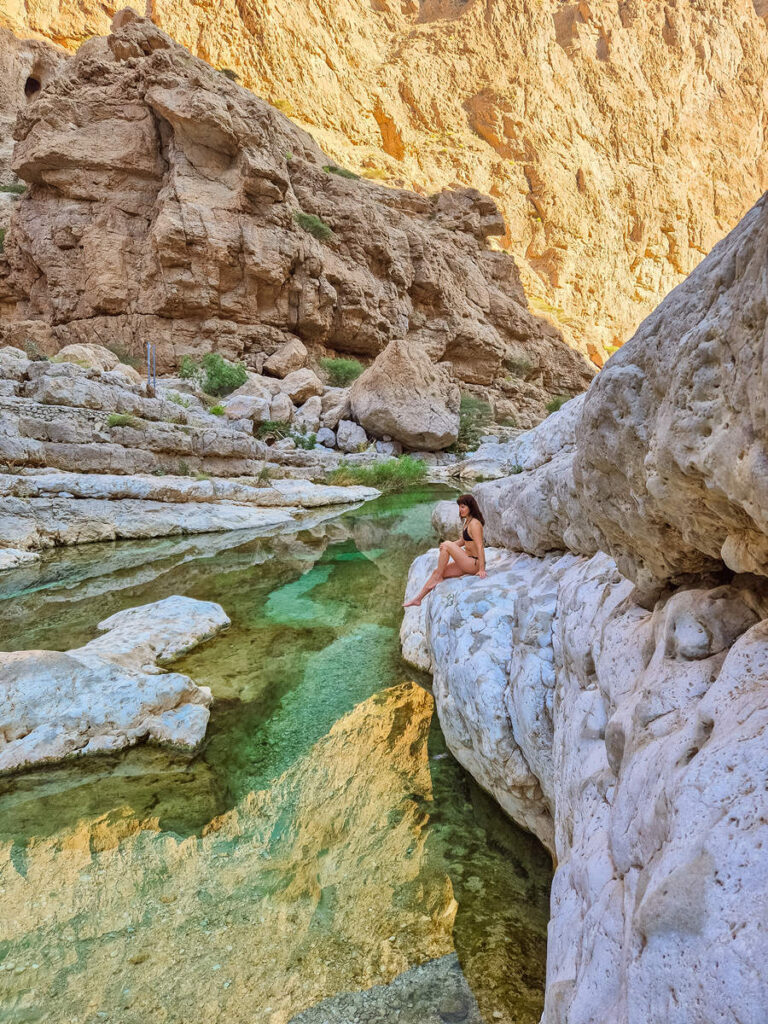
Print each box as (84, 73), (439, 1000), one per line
(457, 493), (485, 525)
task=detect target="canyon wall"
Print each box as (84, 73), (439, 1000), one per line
(402, 192), (768, 1021)
(0, 12), (592, 425)
(4, 1), (768, 360)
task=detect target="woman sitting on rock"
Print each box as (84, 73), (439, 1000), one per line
(404, 493), (486, 608)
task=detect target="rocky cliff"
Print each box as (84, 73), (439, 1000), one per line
(0, 11), (593, 427)
(402, 193), (768, 1021)
(4, 2), (768, 360)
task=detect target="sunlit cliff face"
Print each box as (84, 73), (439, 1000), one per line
(3, 0), (768, 361)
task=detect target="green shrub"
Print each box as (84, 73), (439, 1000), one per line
(107, 413), (141, 429)
(510, 464), (524, 474)
(323, 164), (360, 180)
(449, 394), (492, 454)
(179, 355), (199, 380)
(256, 419), (293, 440)
(293, 211), (334, 242)
(104, 344), (141, 370)
(545, 395), (569, 414)
(273, 98), (295, 116)
(210, 404), (225, 416)
(218, 67), (239, 81)
(168, 391), (192, 409)
(0, 228), (5, 252)
(285, 151), (293, 162)
(195, 472), (212, 481)
(319, 356), (364, 386)
(327, 455), (427, 493)
(505, 356), (533, 378)
(256, 465), (273, 485)
(0, 183), (26, 195)
(293, 431), (316, 449)
(200, 352), (248, 396)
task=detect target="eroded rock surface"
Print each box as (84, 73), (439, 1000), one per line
(4, 3), (768, 359)
(402, 190), (768, 1022)
(402, 553), (768, 1024)
(0, 595), (227, 771)
(0, 11), (592, 426)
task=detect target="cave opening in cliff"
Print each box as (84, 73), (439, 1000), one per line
(24, 76), (41, 99)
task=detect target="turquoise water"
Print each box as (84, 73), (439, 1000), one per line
(0, 487), (551, 1023)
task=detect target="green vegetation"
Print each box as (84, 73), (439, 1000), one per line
(194, 472), (212, 481)
(256, 419), (293, 440)
(545, 395), (569, 414)
(319, 356), (364, 386)
(218, 68), (239, 81)
(256, 465), (273, 485)
(0, 228), (5, 252)
(505, 356), (533, 378)
(605, 344), (621, 356)
(327, 455), (427, 493)
(0, 183), (26, 195)
(449, 394), (493, 454)
(107, 413), (141, 429)
(210, 404), (225, 416)
(177, 353), (247, 396)
(498, 416), (518, 429)
(323, 164), (360, 180)
(168, 391), (192, 409)
(285, 151), (293, 162)
(273, 98), (295, 116)
(177, 460), (191, 476)
(361, 167), (389, 181)
(179, 355), (199, 380)
(293, 211), (334, 242)
(293, 431), (316, 450)
(510, 464), (524, 474)
(256, 420), (315, 448)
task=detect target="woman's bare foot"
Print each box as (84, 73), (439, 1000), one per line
(403, 597), (422, 608)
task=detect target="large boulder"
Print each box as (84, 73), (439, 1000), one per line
(350, 339), (460, 450)
(263, 337), (308, 378)
(53, 343), (142, 383)
(278, 368), (324, 405)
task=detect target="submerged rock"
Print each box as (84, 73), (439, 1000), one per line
(0, 595), (228, 771)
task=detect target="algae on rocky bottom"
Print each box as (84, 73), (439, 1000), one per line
(0, 486), (552, 1024)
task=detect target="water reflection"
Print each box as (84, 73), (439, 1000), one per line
(0, 487), (551, 1023)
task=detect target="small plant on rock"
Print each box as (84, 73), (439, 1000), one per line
(449, 394), (492, 454)
(210, 404), (225, 416)
(256, 465), (273, 485)
(510, 464), (524, 474)
(323, 164), (360, 180)
(319, 356), (364, 386)
(0, 183), (26, 195)
(545, 395), (569, 414)
(168, 391), (192, 409)
(256, 419), (293, 441)
(0, 228), (6, 252)
(293, 211), (334, 242)
(201, 352), (248, 397)
(218, 67), (239, 81)
(107, 413), (141, 429)
(292, 431), (316, 450)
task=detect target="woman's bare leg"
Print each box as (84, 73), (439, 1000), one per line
(403, 541), (478, 607)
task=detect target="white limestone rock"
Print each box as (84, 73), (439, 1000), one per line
(0, 547), (40, 572)
(336, 419), (368, 453)
(294, 395), (322, 434)
(0, 595), (229, 772)
(263, 337), (308, 378)
(402, 547), (768, 1023)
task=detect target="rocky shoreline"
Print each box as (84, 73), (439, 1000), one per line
(402, 193), (768, 1023)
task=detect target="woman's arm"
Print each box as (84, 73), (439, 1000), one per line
(470, 522), (486, 577)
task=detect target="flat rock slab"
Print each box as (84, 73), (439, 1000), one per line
(2, 470), (379, 509)
(0, 496), (297, 550)
(0, 595), (229, 772)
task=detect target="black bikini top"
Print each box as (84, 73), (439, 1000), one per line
(462, 517), (473, 542)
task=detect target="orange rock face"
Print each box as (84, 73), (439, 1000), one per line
(3, 0), (768, 360)
(0, 12), (593, 425)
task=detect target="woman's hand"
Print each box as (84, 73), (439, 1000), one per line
(477, 568), (487, 579)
